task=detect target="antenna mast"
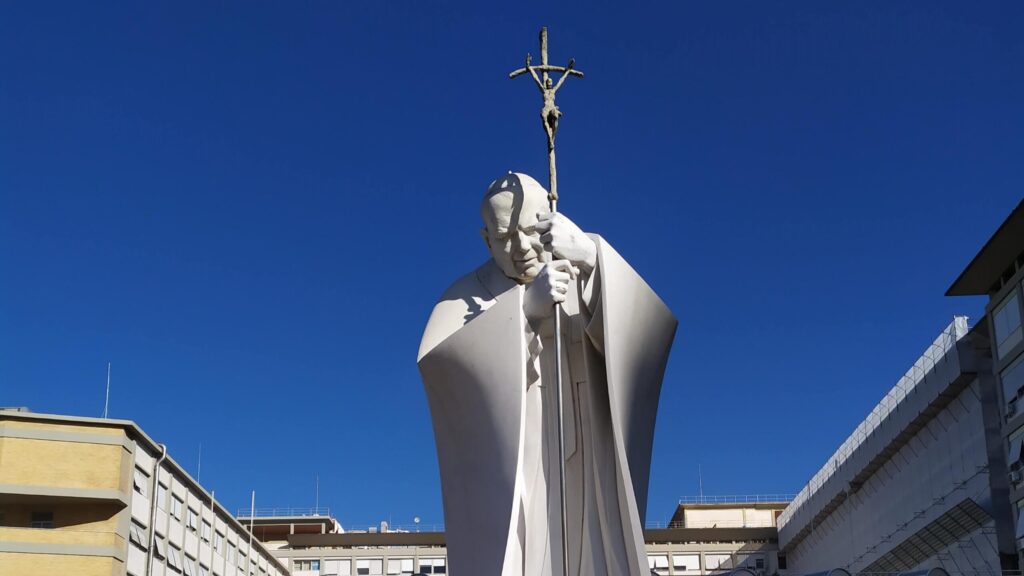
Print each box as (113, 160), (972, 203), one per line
(102, 362), (111, 418)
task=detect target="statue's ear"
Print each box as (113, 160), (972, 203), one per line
(480, 227), (491, 250)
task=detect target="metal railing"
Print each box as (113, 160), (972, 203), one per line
(236, 507), (332, 518)
(776, 317), (969, 529)
(644, 519), (776, 529)
(677, 494), (795, 504)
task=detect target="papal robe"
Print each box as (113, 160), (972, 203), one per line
(417, 236), (677, 576)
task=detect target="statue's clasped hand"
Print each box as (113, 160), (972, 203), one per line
(527, 212), (597, 275)
(524, 260), (578, 325)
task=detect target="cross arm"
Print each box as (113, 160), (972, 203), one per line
(508, 65), (585, 80)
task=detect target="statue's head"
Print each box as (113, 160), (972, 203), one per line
(480, 173), (549, 283)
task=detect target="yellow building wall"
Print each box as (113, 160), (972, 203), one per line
(0, 551), (121, 576)
(0, 437), (125, 492)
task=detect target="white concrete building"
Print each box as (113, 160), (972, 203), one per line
(777, 318), (1012, 572)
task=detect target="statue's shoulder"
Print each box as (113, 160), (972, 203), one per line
(436, 262), (491, 303)
(418, 261), (497, 362)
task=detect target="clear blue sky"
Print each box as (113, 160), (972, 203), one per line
(2, 1), (1022, 528)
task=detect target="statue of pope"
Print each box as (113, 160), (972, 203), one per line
(418, 173), (676, 576)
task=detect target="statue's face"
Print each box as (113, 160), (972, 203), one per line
(481, 174), (549, 283)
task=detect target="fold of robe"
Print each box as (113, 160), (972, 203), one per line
(418, 236), (677, 576)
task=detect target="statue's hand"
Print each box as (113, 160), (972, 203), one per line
(524, 260), (578, 324)
(531, 212), (597, 274)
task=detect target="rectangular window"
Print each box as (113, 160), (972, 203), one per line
(673, 554), (700, 574)
(184, 555), (198, 576)
(214, 531), (224, 554)
(201, 520), (212, 541)
(294, 560), (321, 571)
(200, 564), (210, 576)
(705, 553), (733, 570)
(30, 511), (54, 529)
(171, 495), (184, 520)
(187, 508), (199, 530)
(647, 554), (669, 575)
(129, 521), (148, 549)
(324, 559), (351, 576)
(995, 292), (1023, 358)
(1003, 355), (1024, 408)
(133, 468), (149, 496)
(168, 545), (183, 571)
(227, 542), (236, 563)
(386, 558), (414, 575)
(356, 559), (383, 576)
(157, 483), (169, 510)
(418, 558), (446, 574)
(153, 537), (167, 559)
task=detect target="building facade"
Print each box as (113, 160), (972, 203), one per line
(0, 409), (286, 576)
(948, 199), (1024, 567)
(777, 318), (1010, 571)
(240, 497), (787, 576)
(777, 200), (1024, 572)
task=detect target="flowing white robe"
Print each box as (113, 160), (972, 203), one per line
(417, 236), (677, 576)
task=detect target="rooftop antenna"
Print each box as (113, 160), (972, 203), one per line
(698, 464), (704, 503)
(102, 362), (111, 418)
(197, 443), (202, 482)
(315, 474), (319, 511)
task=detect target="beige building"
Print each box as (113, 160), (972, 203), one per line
(0, 409), (287, 576)
(239, 496), (787, 576)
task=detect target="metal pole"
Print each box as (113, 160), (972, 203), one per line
(540, 27), (571, 576)
(510, 27), (583, 576)
(103, 362), (111, 418)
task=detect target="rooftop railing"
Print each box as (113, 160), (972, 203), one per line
(677, 494), (795, 505)
(776, 317), (969, 529)
(236, 507), (332, 518)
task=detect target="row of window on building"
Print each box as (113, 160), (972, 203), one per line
(646, 552), (765, 575)
(131, 462), (278, 576)
(292, 557), (446, 575)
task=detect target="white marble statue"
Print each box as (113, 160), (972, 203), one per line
(418, 173), (677, 576)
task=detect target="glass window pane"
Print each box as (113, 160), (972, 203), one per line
(995, 293), (1023, 358)
(1003, 356), (1024, 406)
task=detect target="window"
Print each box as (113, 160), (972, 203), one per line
(1004, 356), (1024, 408)
(186, 508), (199, 531)
(184, 555), (198, 576)
(418, 558), (446, 574)
(227, 542), (236, 563)
(673, 554), (700, 575)
(171, 495), (184, 520)
(30, 511), (54, 529)
(168, 545), (183, 571)
(201, 520), (212, 541)
(133, 468), (149, 496)
(157, 483), (169, 510)
(324, 559), (351, 576)
(756, 558), (765, 569)
(129, 521), (148, 549)
(647, 554), (669, 575)
(200, 564), (210, 576)
(705, 553), (733, 571)
(294, 560), (321, 571)
(386, 558), (414, 575)
(214, 531), (224, 554)
(355, 558), (383, 575)
(153, 537), (167, 559)
(995, 292), (1023, 358)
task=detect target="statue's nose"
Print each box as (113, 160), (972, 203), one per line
(514, 230), (533, 256)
